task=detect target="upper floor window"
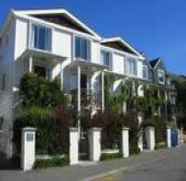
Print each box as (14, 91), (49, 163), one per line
(126, 58), (137, 76)
(101, 50), (112, 68)
(75, 37), (91, 61)
(31, 24), (52, 51)
(157, 69), (165, 84)
(143, 65), (148, 80)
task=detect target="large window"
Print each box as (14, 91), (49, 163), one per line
(126, 58), (137, 75)
(157, 69), (165, 84)
(143, 65), (148, 80)
(31, 24), (52, 51)
(101, 50), (112, 68)
(75, 37), (91, 61)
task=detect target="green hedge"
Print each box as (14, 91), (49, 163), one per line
(13, 106), (71, 155)
(100, 153), (122, 161)
(34, 156), (69, 169)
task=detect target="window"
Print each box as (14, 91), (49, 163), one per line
(31, 24), (52, 51)
(75, 37), (91, 61)
(1, 74), (6, 90)
(126, 58), (137, 75)
(101, 50), (112, 68)
(143, 65), (148, 79)
(157, 69), (165, 84)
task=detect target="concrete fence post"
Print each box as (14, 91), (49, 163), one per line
(180, 128), (184, 144)
(88, 128), (102, 162)
(145, 126), (155, 151)
(69, 127), (79, 165)
(138, 130), (143, 152)
(166, 127), (171, 148)
(21, 127), (36, 171)
(121, 127), (129, 158)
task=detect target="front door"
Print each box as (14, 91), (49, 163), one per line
(34, 65), (47, 78)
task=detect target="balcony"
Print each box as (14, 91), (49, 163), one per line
(69, 88), (102, 111)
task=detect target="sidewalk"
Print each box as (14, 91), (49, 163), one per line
(0, 146), (184, 181)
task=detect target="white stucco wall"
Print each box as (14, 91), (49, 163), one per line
(112, 53), (124, 75)
(14, 18), (28, 60)
(137, 60), (143, 79)
(91, 40), (100, 64)
(52, 29), (72, 58)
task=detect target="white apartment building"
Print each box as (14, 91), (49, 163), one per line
(0, 9), (156, 159)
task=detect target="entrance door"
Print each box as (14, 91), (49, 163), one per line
(34, 65), (47, 78)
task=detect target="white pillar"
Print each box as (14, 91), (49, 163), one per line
(77, 66), (81, 136)
(145, 126), (155, 151)
(88, 128), (102, 161)
(29, 55), (33, 73)
(138, 130), (143, 152)
(121, 127), (129, 158)
(101, 71), (105, 111)
(180, 128), (184, 144)
(60, 63), (64, 90)
(166, 127), (171, 148)
(21, 127), (36, 171)
(69, 127), (79, 165)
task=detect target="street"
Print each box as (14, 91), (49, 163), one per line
(96, 145), (186, 181)
(0, 145), (186, 181)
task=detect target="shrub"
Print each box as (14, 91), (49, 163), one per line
(13, 106), (74, 155)
(20, 73), (66, 108)
(34, 155), (69, 169)
(142, 115), (166, 144)
(100, 153), (122, 161)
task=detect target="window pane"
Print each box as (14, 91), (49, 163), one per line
(32, 25), (51, 51)
(75, 37), (90, 61)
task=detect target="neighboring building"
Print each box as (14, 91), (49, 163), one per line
(0, 9), (176, 159)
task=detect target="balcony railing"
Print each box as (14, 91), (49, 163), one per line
(69, 88), (102, 110)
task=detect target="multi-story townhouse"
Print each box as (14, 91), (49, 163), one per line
(0, 9), (176, 159)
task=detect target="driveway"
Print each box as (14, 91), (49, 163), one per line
(0, 145), (186, 181)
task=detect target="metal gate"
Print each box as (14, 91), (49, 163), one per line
(79, 130), (89, 160)
(171, 129), (178, 147)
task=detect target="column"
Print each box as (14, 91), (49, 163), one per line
(101, 71), (105, 111)
(77, 66), (81, 135)
(121, 127), (129, 158)
(21, 127), (36, 171)
(138, 130), (143, 152)
(69, 127), (79, 165)
(166, 127), (171, 148)
(88, 128), (102, 161)
(60, 62), (64, 90)
(28, 55), (33, 73)
(145, 126), (155, 151)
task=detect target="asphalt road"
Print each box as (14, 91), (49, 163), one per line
(98, 145), (186, 181)
(1, 145), (186, 181)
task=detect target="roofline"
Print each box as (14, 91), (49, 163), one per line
(101, 37), (144, 59)
(13, 9), (101, 40)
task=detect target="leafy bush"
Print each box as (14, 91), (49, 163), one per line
(155, 142), (166, 150)
(142, 115), (166, 144)
(13, 106), (74, 155)
(100, 153), (122, 161)
(34, 155), (69, 169)
(20, 73), (66, 108)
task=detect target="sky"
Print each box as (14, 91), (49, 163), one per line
(0, 0), (186, 75)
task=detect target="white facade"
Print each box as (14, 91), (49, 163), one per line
(0, 9), (147, 158)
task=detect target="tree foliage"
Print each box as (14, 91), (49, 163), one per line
(20, 73), (66, 108)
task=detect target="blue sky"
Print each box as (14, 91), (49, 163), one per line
(0, 0), (186, 75)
